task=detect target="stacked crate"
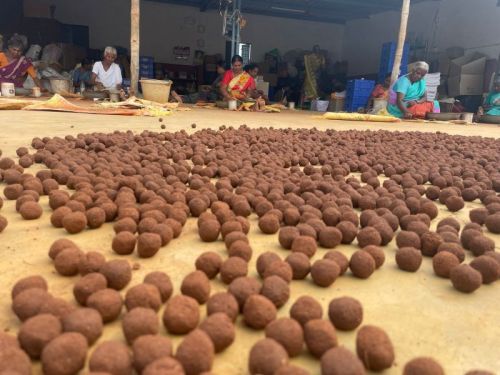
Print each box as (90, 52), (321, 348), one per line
(140, 56), (154, 79)
(378, 42), (410, 82)
(345, 79), (375, 112)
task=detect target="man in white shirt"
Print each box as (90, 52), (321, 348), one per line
(90, 46), (122, 90)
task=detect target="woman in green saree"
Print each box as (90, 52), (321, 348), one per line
(303, 45), (325, 100)
(481, 79), (500, 116)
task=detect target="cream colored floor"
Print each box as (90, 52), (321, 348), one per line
(0, 108), (499, 375)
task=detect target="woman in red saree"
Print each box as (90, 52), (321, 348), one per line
(220, 55), (256, 101)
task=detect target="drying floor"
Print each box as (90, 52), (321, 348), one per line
(0, 108), (499, 374)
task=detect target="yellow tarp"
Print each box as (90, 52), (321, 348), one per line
(322, 111), (401, 123)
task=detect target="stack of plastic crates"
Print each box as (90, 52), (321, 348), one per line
(345, 79), (375, 112)
(140, 56), (154, 79)
(378, 42), (410, 82)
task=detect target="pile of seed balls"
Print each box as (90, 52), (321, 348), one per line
(0, 127), (499, 374)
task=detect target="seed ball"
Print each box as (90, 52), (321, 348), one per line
(356, 325), (395, 371)
(263, 260), (293, 283)
(259, 214), (280, 234)
(285, 252), (311, 280)
(291, 236), (317, 258)
(18, 313), (62, 359)
(4, 184), (23, 200)
(73, 272), (108, 305)
(260, 275), (290, 308)
(0, 346), (31, 374)
(176, 329), (215, 375)
(111, 232), (136, 255)
(137, 232), (162, 258)
(470, 256), (500, 284)
(162, 295), (199, 335)
(318, 227), (343, 249)
(125, 283), (162, 311)
(199, 220), (221, 242)
(143, 357), (184, 375)
(181, 271), (211, 304)
(19, 201), (43, 220)
(290, 296), (323, 326)
(206, 292), (239, 322)
(461, 229), (482, 250)
(445, 196), (465, 212)
(100, 259), (132, 290)
(224, 231), (249, 249)
(122, 307), (159, 344)
(356, 226), (382, 248)
(421, 232), (443, 257)
(41, 332), (88, 375)
(396, 247), (423, 272)
(323, 250), (349, 275)
(464, 371), (495, 375)
(78, 251), (106, 276)
(0, 331), (19, 350)
(11, 275), (48, 300)
(265, 318), (303, 357)
(165, 218), (183, 238)
(362, 245), (385, 269)
(403, 357), (445, 375)
(189, 197), (208, 217)
(150, 223), (173, 246)
(12, 288), (51, 321)
(54, 247), (83, 276)
(132, 334), (173, 373)
(0, 215), (7, 232)
(256, 251), (281, 277)
(243, 295), (277, 329)
(199, 312), (235, 353)
(87, 288), (123, 323)
(310, 259), (340, 287)
(195, 252), (223, 279)
(248, 338), (289, 375)
(336, 221), (358, 244)
(62, 211), (88, 234)
(50, 206), (72, 228)
(437, 243), (465, 262)
(48, 191), (69, 210)
(38, 296), (76, 320)
(450, 264), (483, 293)
(113, 218), (137, 234)
(328, 296), (363, 331)
(304, 319), (338, 358)
(228, 276), (262, 310)
(469, 235), (495, 256)
(440, 230), (460, 244)
(221, 220), (243, 238)
(349, 250), (376, 279)
(396, 230), (421, 249)
(274, 364), (310, 375)
(469, 208), (489, 225)
(297, 223), (317, 239)
(86, 207), (106, 229)
(321, 346), (365, 375)
(432, 252), (460, 278)
(62, 307), (103, 345)
(220, 257), (248, 284)
(89, 340), (132, 375)
(485, 251), (500, 265)
(278, 226), (300, 249)
(228, 240), (252, 261)
(144, 271), (173, 303)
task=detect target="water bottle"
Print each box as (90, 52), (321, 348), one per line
(80, 81), (85, 94)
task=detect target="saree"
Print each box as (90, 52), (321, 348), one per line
(485, 92), (500, 116)
(0, 54), (34, 87)
(387, 75), (436, 118)
(304, 53), (325, 99)
(226, 71), (255, 100)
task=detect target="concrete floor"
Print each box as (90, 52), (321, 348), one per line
(0, 108), (499, 374)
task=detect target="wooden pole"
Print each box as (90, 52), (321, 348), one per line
(391, 0), (410, 85)
(130, 0), (140, 95)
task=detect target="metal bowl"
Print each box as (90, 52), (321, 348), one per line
(425, 112), (461, 121)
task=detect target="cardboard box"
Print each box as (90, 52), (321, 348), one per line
(448, 74), (484, 97)
(449, 53), (486, 77)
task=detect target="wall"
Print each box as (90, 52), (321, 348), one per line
(342, 0), (500, 75)
(23, 0), (344, 64)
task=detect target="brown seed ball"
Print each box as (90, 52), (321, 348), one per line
(470, 256), (500, 284)
(206, 292), (239, 322)
(310, 259), (340, 287)
(318, 227), (343, 248)
(113, 218), (137, 234)
(11, 275), (48, 300)
(304, 319), (338, 358)
(260, 275), (290, 308)
(18, 313), (62, 359)
(248, 338), (289, 375)
(243, 295), (277, 329)
(0, 214), (7, 232)
(445, 196), (465, 212)
(396, 230), (422, 249)
(125, 283), (162, 311)
(265, 318), (304, 357)
(224, 231), (249, 249)
(189, 197), (208, 217)
(132, 334), (173, 373)
(228, 276), (262, 310)
(464, 371), (495, 375)
(122, 307), (159, 344)
(112, 232), (136, 255)
(220, 256), (248, 284)
(324, 250), (349, 275)
(54, 247), (83, 277)
(150, 223), (173, 246)
(0, 345), (31, 374)
(349, 250), (376, 279)
(100, 259), (132, 290)
(198, 220), (221, 242)
(39, 297), (76, 320)
(144, 271), (173, 303)
(19, 201), (43, 220)
(51, 206), (72, 228)
(336, 221), (358, 244)
(73, 272), (108, 305)
(78, 251), (106, 276)
(396, 247), (423, 272)
(362, 245), (385, 269)
(278, 226), (300, 249)
(403, 357), (445, 375)
(469, 235), (495, 257)
(62, 307), (103, 345)
(461, 229), (483, 250)
(89, 340), (132, 375)
(328, 296), (363, 331)
(263, 260), (293, 283)
(421, 232), (443, 257)
(291, 235), (317, 258)
(321, 346), (365, 375)
(200, 312), (235, 353)
(176, 330), (215, 375)
(432, 252), (460, 278)
(469, 208), (489, 225)
(274, 364), (310, 375)
(195, 252), (223, 280)
(62, 211), (87, 234)
(290, 296), (323, 326)
(86, 207), (106, 229)
(12, 288), (51, 321)
(285, 252), (311, 280)
(356, 325), (395, 371)
(450, 264), (483, 293)
(162, 295), (199, 335)
(356, 226), (382, 248)
(143, 357), (184, 375)
(259, 214), (280, 234)
(41, 332), (88, 375)
(437, 242), (465, 263)
(256, 251), (281, 277)
(181, 271), (211, 304)
(87, 288), (123, 323)
(137, 232), (162, 258)
(4, 184), (23, 200)
(228, 240), (253, 261)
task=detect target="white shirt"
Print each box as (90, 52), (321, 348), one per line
(92, 61), (122, 89)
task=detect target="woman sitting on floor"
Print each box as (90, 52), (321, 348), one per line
(387, 61), (438, 119)
(479, 78), (500, 117)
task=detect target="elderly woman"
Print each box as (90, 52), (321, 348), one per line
(0, 35), (43, 94)
(90, 46), (123, 90)
(480, 78), (500, 117)
(387, 61), (437, 119)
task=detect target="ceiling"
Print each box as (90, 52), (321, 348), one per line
(147, 0), (439, 24)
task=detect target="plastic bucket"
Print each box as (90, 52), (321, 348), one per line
(1, 82), (15, 97)
(140, 79), (172, 103)
(228, 100), (237, 111)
